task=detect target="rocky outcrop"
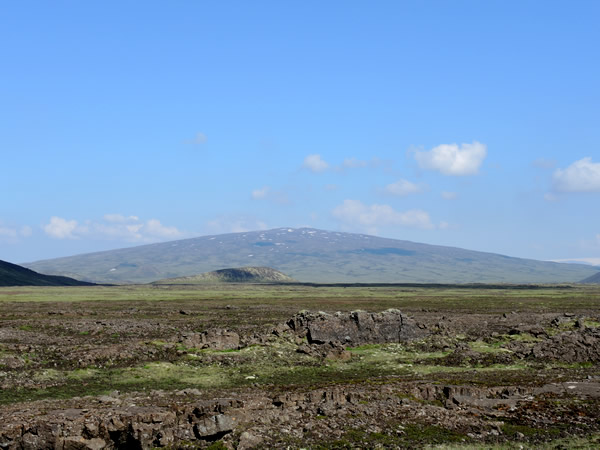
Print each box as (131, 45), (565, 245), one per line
(0, 395), (242, 449)
(506, 327), (600, 363)
(286, 309), (426, 345)
(3, 379), (599, 449)
(530, 328), (600, 362)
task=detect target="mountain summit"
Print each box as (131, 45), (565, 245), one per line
(24, 228), (597, 284)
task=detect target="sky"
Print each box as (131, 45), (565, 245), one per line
(1, 1), (599, 265)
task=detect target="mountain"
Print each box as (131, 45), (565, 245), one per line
(24, 228), (598, 284)
(0, 259), (95, 287)
(580, 272), (600, 284)
(153, 266), (295, 284)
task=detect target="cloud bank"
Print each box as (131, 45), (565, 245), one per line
(332, 199), (433, 231)
(43, 215), (183, 242)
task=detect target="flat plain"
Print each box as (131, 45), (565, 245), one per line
(1, 284), (599, 449)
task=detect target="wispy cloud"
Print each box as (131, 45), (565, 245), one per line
(0, 227), (17, 239)
(441, 191), (458, 200)
(302, 154), (329, 172)
(205, 216), (268, 234)
(184, 132), (207, 145)
(341, 157), (382, 170)
(42, 215), (184, 242)
(0, 223), (33, 243)
(103, 214), (139, 223)
(552, 157), (600, 192)
(251, 186), (270, 199)
(551, 257), (600, 266)
(384, 179), (424, 197)
(532, 158), (556, 169)
(415, 141), (487, 176)
(332, 199), (434, 233)
(251, 186), (290, 204)
(303, 155), (385, 173)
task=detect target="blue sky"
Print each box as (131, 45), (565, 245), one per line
(1, 1), (599, 265)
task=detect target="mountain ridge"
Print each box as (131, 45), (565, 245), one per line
(24, 227), (598, 284)
(0, 259), (95, 287)
(580, 272), (600, 284)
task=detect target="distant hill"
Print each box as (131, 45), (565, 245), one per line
(153, 266), (295, 284)
(0, 259), (94, 287)
(580, 272), (600, 284)
(24, 227), (598, 284)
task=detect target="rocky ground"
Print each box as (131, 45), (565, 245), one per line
(0, 284), (599, 449)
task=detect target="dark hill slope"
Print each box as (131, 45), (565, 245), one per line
(0, 260), (94, 286)
(24, 228), (598, 284)
(580, 272), (600, 284)
(153, 267), (295, 284)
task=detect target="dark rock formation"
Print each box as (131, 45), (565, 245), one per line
(286, 309), (426, 346)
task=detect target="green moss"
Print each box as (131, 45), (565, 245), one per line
(469, 340), (511, 354)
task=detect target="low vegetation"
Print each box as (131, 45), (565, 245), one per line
(0, 283), (599, 448)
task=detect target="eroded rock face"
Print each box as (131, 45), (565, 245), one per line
(286, 309), (426, 345)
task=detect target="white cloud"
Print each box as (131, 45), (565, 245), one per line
(43, 216), (79, 239)
(205, 216), (268, 234)
(552, 157), (600, 192)
(144, 219), (182, 238)
(251, 186), (270, 199)
(441, 191), (457, 200)
(332, 199), (433, 231)
(303, 154), (329, 172)
(43, 215), (183, 242)
(384, 179), (423, 197)
(415, 141), (487, 176)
